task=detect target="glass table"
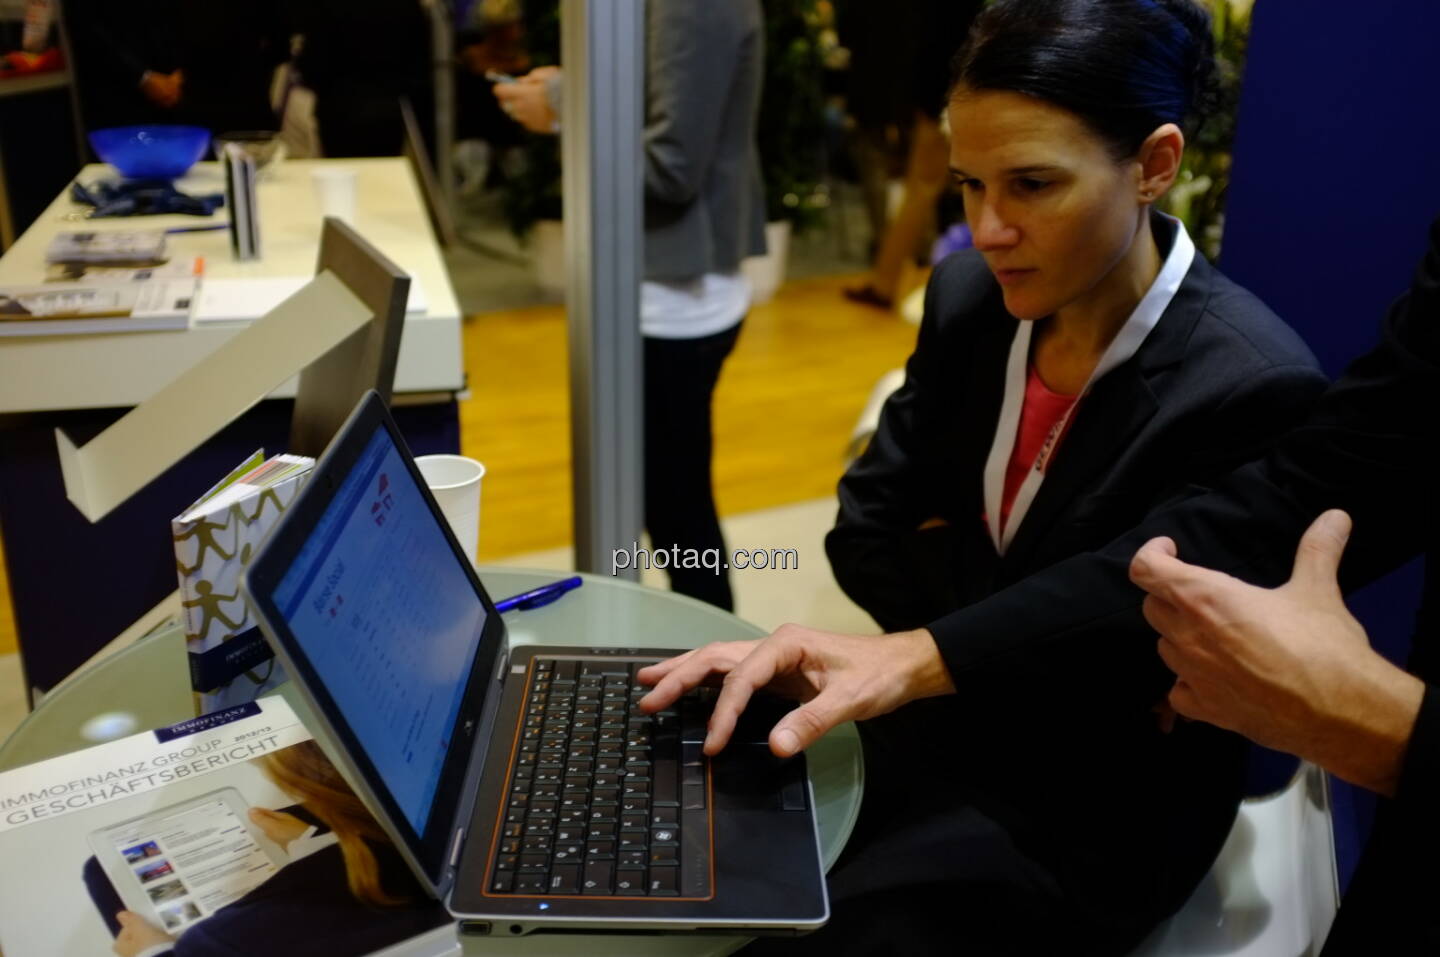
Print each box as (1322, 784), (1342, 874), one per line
(0, 568), (863, 957)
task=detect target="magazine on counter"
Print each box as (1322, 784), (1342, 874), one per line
(0, 279), (195, 337)
(44, 257), (204, 284)
(46, 230), (169, 266)
(0, 697), (454, 957)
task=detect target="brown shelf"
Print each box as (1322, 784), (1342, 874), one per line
(0, 68), (69, 99)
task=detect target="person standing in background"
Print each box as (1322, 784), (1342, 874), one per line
(65, 0), (288, 134)
(495, 0), (767, 612)
(289, 0), (433, 158)
(838, 0), (983, 310)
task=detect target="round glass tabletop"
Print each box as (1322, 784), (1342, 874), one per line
(0, 568), (862, 957)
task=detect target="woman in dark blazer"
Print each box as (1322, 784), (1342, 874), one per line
(829, 215), (1327, 632)
(808, 1), (1330, 954)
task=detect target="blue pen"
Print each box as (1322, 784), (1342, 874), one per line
(494, 576), (583, 613)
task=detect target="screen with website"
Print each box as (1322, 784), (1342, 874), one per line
(106, 796), (277, 932)
(272, 426), (487, 832)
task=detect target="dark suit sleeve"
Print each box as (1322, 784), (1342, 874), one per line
(924, 218), (1440, 720)
(826, 270), (954, 631)
(1178, 363), (1329, 481)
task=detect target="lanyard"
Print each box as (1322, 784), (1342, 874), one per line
(982, 217), (1196, 554)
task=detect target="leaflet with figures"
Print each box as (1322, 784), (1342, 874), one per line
(174, 451), (314, 712)
(0, 697), (456, 957)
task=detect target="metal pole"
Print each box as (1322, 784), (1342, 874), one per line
(561, 0), (644, 579)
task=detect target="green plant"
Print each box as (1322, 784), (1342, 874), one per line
(756, 0), (830, 232)
(1161, 0), (1252, 261)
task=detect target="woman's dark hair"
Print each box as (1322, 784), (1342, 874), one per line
(950, 0), (1218, 158)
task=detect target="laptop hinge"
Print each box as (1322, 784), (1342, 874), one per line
(494, 650), (509, 684)
(449, 827), (466, 869)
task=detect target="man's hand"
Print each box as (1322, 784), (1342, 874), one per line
(493, 67), (560, 134)
(113, 910), (173, 957)
(637, 624), (955, 758)
(1129, 509), (1425, 796)
(140, 69), (183, 108)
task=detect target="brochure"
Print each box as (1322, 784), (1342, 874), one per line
(45, 229), (169, 266)
(44, 257), (205, 284)
(0, 280), (195, 337)
(173, 452), (314, 712)
(0, 697), (453, 956)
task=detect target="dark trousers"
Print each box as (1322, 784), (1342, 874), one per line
(642, 323), (742, 611)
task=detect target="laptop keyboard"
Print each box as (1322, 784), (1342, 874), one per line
(488, 657), (712, 898)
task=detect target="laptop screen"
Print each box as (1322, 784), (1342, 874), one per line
(270, 423), (486, 834)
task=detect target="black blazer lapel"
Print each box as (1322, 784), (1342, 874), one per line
(998, 243), (1216, 573)
(1000, 364), (1159, 572)
(939, 304), (1015, 518)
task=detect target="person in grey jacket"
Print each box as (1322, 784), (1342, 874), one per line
(497, 0), (766, 611)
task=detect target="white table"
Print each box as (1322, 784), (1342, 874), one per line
(0, 158), (464, 413)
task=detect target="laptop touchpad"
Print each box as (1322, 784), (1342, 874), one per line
(712, 743), (808, 811)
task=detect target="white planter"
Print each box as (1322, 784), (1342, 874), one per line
(530, 218), (567, 301)
(741, 220), (792, 305)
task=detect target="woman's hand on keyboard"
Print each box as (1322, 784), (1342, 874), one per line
(635, 625), (955, 758)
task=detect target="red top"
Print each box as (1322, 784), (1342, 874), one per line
(995, 364), (1080, 537)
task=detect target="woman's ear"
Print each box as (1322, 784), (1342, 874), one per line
(1136, 123), (1185, 203)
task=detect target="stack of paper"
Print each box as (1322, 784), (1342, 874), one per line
(193, 276), (428, 325)
(0, 279), (196, 336)
(45, 257), (204, 284)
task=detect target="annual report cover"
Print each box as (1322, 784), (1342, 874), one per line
(0, 697), (453, 957)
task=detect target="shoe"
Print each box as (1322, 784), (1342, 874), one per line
(842, 284), (893, 310)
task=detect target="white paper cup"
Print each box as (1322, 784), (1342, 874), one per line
(415, 454), (484, 566)
(311, 167), (358, 223)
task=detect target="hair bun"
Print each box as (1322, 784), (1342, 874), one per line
(1153, 0), (1220, 122)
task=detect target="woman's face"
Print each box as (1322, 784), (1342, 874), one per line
(947, 87), (1146, 322)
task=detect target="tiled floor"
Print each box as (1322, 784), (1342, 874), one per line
(0, 497), (876, 757)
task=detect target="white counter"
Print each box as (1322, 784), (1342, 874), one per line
(0, 158), (464, 412)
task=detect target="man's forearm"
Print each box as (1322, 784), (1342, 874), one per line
(1314, 658), (1425, 797)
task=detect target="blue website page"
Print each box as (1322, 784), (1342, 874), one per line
(272, 427), (486, 832)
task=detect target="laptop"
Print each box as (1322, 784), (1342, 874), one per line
(241, 391), (829, 938)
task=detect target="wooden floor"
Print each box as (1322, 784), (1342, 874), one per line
(0, 536), (14, 658)
(0, 272), (920, 656)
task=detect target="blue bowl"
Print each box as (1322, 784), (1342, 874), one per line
(88, 125), (212, 181)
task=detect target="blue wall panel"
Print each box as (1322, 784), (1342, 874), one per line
(1219, 0), (1440, 890)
